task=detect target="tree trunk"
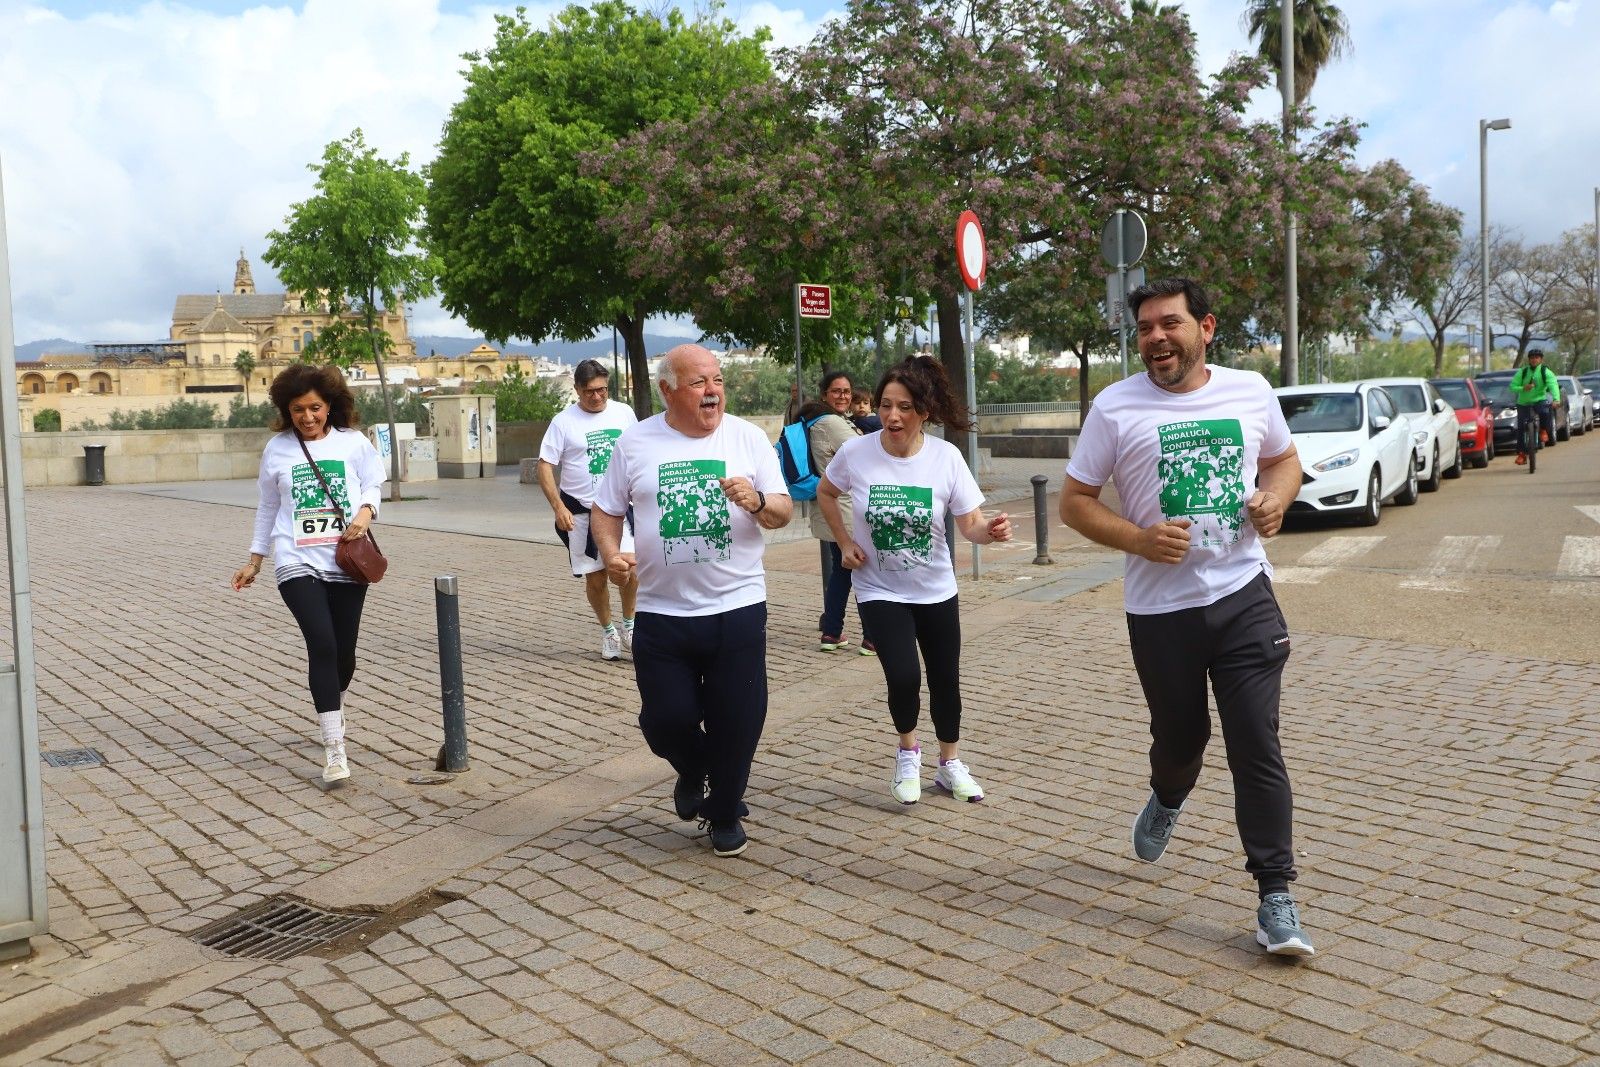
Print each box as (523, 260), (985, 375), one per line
(366, 296), (404, 502)
(935, 291), (974, 467)
(618, 312), (654, 420)
(1076, 346), (1091, 422)
(1431, 329), (1446, 376)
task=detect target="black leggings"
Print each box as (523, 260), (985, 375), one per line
(279, 577), (368, 714)
(857, 596), (963, 743)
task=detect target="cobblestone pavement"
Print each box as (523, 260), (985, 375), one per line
(2, 482), (1598, 1065)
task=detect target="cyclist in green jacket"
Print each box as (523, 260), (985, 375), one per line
(1512, 349), (1560, 465)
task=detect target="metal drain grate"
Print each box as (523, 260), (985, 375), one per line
(42, 748), (105, 768)
(192, 899), (378, 960)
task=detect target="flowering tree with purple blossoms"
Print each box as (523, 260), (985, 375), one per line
(598, 0), (1308, 457)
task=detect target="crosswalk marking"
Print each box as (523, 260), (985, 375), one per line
(1273, 536), (1384, 584)
(1578, 505), (1600, 528)
(1400, 535), (1502, 592)
(1556, 536), (1600, 597)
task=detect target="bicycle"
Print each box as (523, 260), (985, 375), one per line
(1519, 402), (1549, 474)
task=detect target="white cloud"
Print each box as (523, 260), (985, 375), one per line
(3, 0), (1597, 344)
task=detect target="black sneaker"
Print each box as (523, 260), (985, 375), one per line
(673, 773), (705, 821)
(707, 819), (747, 857)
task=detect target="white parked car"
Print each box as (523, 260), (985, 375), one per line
(1556, 376), (1594, 436)
(1275, 383), (1418, 527)
(1364, 377), (1462, 491)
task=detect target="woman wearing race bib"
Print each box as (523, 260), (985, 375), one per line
(817, 355), (1012, 805)
(231, 364), (385, 784)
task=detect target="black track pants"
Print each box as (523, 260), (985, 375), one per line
(278, 577), (368, 714)
(632, 602), (768, 823)
(1126, 572), (1296, 891)
(857, 595), (963, 743)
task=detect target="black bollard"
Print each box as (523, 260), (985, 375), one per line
(1031, 475), (1053, 565)
(434, 575), (469, 773)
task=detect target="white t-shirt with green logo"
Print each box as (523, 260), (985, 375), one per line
(250, 428), (386, 584)
(823, 433), (984, 605)
(538, 399), (638, 506)
(594, 412), (787, 617)
(1066, 365), (1292, 615)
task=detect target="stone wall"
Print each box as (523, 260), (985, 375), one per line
(19, 393), (238, 432)
(5, 428), (276, 487)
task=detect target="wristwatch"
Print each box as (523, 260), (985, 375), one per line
(753, 490), (767, 514)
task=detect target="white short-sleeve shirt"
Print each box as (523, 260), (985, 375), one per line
(1065, 365), (1292, 615)
(823, 432), (984, 605)
(594, 412), (788, 616)
(537, 400), (637, 506)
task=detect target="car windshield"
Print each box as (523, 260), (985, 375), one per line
(1433, 381), (1474, 409)
(1479, 381), (1515, 406)
(1383, 384), (1427, 413)
(1279, 393), (1361, 433)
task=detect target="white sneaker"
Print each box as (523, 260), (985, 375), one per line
(891, 747), (922, 805)
(934, 758), (984, 802)
(601, 628), (622, 660)
(620, 623), (634, 655)
(322, 740), (350, 783)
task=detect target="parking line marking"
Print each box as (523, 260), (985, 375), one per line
(1400, 535), (1501, 592)
(1273, 536), (1384, 585)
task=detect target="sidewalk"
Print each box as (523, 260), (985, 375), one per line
(1, 479), (1597, 1066)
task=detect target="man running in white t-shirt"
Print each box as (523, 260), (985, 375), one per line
(591, 345), (792, 858)
(537, 359), (638, 660)
(1059, 278), (1314, 956)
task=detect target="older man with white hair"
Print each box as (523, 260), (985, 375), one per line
(591, 344), (792, 857)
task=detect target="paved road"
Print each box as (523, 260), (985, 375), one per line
(1, 447), (1598, 1066)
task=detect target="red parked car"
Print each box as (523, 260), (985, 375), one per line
(1429, 377), (1494, 468)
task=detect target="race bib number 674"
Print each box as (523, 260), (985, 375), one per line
(294, 507), (346, 547)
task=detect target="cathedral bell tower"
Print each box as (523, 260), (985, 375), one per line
(233, 249), (256, 295)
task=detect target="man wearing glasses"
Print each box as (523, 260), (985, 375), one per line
(537, 359), (638, 659)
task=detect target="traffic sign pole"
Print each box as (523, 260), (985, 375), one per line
(1117, 208), (1129, 379)
(792, 284), (803, 412)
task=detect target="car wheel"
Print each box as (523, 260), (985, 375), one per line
(1421, 442), (1441, 492)
(1394, 456), (1420, 506)
(1559, 421), (1571, 442)
(1470, 448), (1488, 470)
(1444, 443), (1464, 478)
(1355, 467), (1381, 526)
(1485, 436), (1495, 462)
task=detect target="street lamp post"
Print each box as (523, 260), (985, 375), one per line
(1479, 117), (1511, 373)
(1280, 0), (1299, 387)
(1593, 186), (1599, 372)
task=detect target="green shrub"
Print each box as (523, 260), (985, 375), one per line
(471, 365), (565, 423)
(32, 408), (61, 432)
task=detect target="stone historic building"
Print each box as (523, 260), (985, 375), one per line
(18, 252), (533, 428)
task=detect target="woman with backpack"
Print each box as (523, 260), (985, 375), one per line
(816, 356), (1012, 805)
(807, 371), (874, 654)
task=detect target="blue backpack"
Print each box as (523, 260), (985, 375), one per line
(775, 414), (826, 502)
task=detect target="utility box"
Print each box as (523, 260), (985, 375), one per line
(430, 395), (496, 479)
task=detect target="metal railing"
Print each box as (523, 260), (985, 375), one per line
(974, 402), (1081, 416)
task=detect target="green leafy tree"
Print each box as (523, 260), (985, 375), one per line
(265, 129), (437, 501)
(721, 358), (795, 416)
(233, 348), (257, 404)
(472, 364), (567, 423)
(32, 408), (61, 432)
(979, 248), (1113, 415)
(226, 396), (277, 428)
(1243, 0), (1352, 105)
(426, 2), (772, 419)
(1409, 227), (1486, 375)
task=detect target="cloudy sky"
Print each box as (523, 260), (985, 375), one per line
(1, 0), (1596, 345)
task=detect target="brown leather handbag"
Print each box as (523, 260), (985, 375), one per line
(296, 432), (388, 584)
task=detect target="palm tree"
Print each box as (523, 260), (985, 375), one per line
(234, 348), (256, 405)
(1129, 0), (1182, 15)
(1243, 0), (1352, 105)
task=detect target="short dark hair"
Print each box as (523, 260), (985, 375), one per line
(1528, 348), (1545, 359)
(268, 363), (359, 433)
(874, 354), (972, 433)
(574, 359), (609, 388)
(1127, 277), (1212, 323)
(819, 369), (853, 395)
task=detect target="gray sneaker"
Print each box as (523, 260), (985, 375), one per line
(1131, 792), (1182, 862)
(1256, 893), (1315, 956)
